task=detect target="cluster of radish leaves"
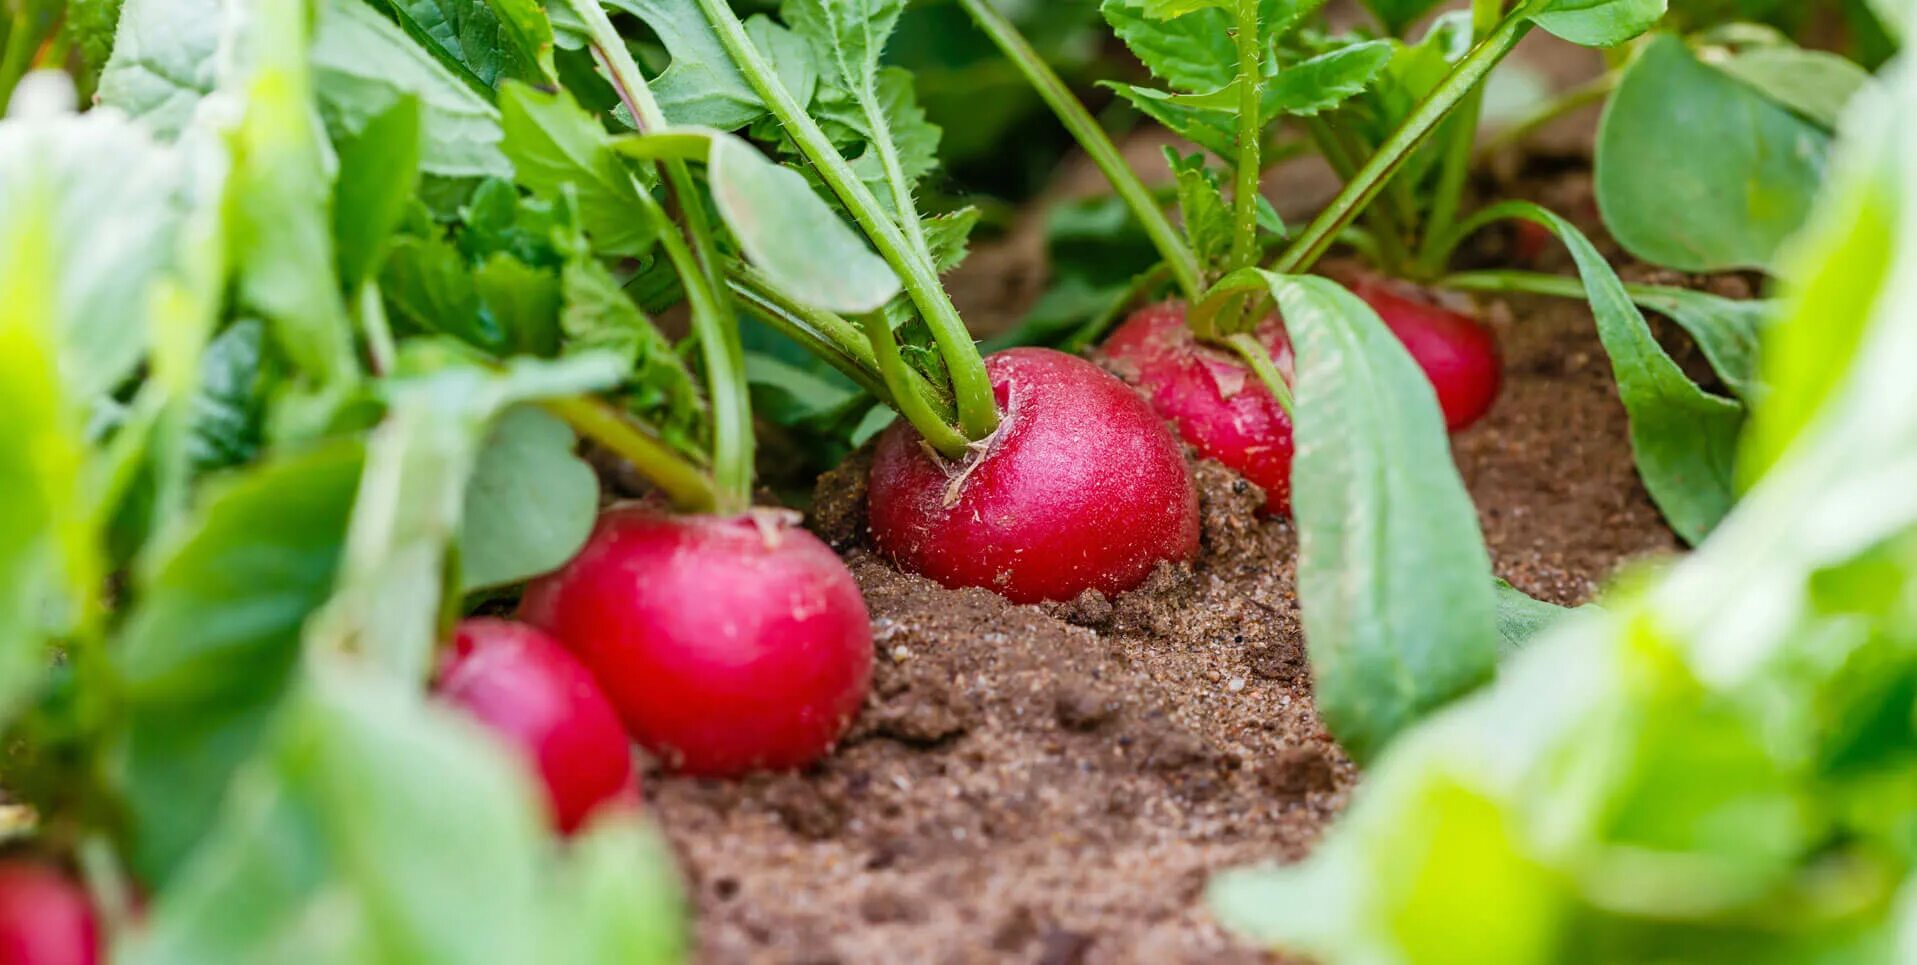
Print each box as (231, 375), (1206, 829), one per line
(1214, 52), (1917, 958)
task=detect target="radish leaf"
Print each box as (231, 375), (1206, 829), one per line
(457, 406), (597, 592)
(1597, 33), (1828, 273)
(1268, 272), (1499, 763)
(498, 83), (659, 257)
(371, 0), (558, 92)
(1527, 0), (1667, 47)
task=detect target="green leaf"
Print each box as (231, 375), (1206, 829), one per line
(1356, 0), (1446, 35)
(1740, 76), (1900, 486)
(708, 132), (901, 314)
(823, 67), (943, 216)
(474, 252), (563, 356)
(334, 97), (424, 294)
(924, 206), (982, 274)
(95, 0), (219, 136)
(558, 253), (707, 457)
(311, 0), (514, 180)
(184, 320), (274, 475)
(230, 0), (358, 387)
(0, 79), (188, 398)
(783, 0), (905, 91)
(383, 235), (490, 348)
(1714, 45), (1871, 131)
(1166, 149), (1233, 270)
(1597, 34), (1829, 273)
(1106, 83), (1237, 158)
(1475, 203), (1744, 544)
(498, 83), (659, 258)
(540, 817), (688, 965)
(371, 0), (558, 92)
(1264, 272), (1499, 762)
(1527, 0), (1667, 47)
(113, 440), (365, 885)
(1494, 580), (1578, 654)
(1625, 285), (1770, 404)
(607, 0), (768, 128)
(0, 148), (91, 728)
(1262, 39), (1394, 119)
(457, 406), (598, 592)
(305, 350), (622, 682)
(1099, 0), (1238, 92)
(124, 662), (548, 965)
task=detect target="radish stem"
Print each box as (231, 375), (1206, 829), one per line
(544, 396), (720, 513)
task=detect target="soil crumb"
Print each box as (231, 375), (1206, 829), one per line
(643, 265), (1679, 961)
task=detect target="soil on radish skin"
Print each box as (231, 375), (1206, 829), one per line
(641, 286), (1681, 963)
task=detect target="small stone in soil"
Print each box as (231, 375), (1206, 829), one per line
(1053, 678), (1118, 732)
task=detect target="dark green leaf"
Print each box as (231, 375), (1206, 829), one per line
(1099, 0), (1237, 92)
(185, 321), (274, 476)
(1265, 272), (1498, 762)
(608, 0), (767, 128)
(1597, 34), (1828, 273)
(474, 252), (563, 356)
(113, 441), (364, 884)
(498, 83), (660, 258)
(924, 206), (982, 274)
(457, 406), (598, 592)
(1356, 0), (1444, 35)
(371, 0), (557, 91)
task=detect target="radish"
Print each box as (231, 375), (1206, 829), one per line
(1349, 278), (1502, 432)
(0, 863), (99, 965)
(436, 619), (635, 833)
(867, 348), (1200, 603)
(1103, 304), (1297, 515)
(520, 507), (873, 778)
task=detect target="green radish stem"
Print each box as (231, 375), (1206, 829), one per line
(1272, 10), (1533, 275)
(1416, 0), (1506, 275)
(1226, 332), (1296, 418)
(545, 396), (720, 513)
(726, 261), (956, 422)
(1228, 0), (1265, 273)
(570, 0), (753, 512)
(860, 310), (973, 458)
(694, 0), (1000, 443)
(955, 0), (1202, 302)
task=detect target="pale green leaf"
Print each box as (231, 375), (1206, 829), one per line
(457, 406), (598, 592)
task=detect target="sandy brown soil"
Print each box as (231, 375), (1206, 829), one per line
(642, 213), (1686, 962)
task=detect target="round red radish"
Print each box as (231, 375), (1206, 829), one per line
(0, 863), (99, 965)
(1103, 303), (1296, 515)
(520, 508), (872, 778)
(867, 347), (1199, 603)
(436, 619), (635, 833)
(1350, 278), (1501, 431)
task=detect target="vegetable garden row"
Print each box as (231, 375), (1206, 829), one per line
(0, 0), (1913, 960)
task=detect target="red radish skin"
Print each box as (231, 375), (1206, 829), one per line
(867, 348), (1200, 604)
(1350, 278), (1502, 432)
(1103, 304), (1297, 515)
(436, 619), (635, 833)
(0, 863), (99, 965)
(521, 509), (872, 778)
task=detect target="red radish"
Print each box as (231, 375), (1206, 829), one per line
(1103, 304), (1297, 515)
(521, 508), (872, 778)
(1350, 278), (1502, 432)
(867, 348), (1199, 603)
(436, 619), (635, 833)
(0, 863), (99, 965)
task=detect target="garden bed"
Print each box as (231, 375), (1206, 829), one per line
(644, 172), (1685, 964)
